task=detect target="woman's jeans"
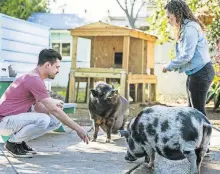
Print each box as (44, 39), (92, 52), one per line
(186, 62), (215, 116)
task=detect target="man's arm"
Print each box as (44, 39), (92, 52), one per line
(34, 99), (64, 114)
(34, 102), (50, 114)
(40, 97), (89, 144)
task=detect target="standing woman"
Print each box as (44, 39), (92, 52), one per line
(162, 0), (215, 116)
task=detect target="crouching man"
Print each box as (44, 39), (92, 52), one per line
(0, 49), (89, 158)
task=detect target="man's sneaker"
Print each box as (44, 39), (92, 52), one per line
(4, 141), (33, 158)
(22, 141), (37, 154)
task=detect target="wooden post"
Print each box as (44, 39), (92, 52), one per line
(149, 69), (156, 101)
(90, 37), (95, 67)
(75, 82), (80, 102)
(146, 41), (155, 69)
(71, 36), (78, 69)
(149, 84), (156, 101)
(141, 40), (145, 74)
(142, 83), (146, 102)
(86, 77), (91, 103)
(122, 36), (130, 72)
(127, 83), (130, 101)
(120, 70), (126, 98)
(68, 70), (75, 103)
(135, 83), (138, 103)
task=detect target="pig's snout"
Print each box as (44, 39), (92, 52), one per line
(105, 89), (118, 99)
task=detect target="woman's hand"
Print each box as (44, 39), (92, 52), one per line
(162, 66), (168, 73)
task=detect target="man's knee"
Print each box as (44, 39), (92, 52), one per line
(49, 116), (62, 130)
(36, 114), (51, 130)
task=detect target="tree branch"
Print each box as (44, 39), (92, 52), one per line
(116, 0), (126, 12)
(131, 0), (136, 19)
(134, 1), (146, 21)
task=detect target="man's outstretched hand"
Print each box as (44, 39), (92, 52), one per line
(76, 127), (90, 144)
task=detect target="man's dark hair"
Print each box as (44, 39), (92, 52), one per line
(38, 49), (62, 65)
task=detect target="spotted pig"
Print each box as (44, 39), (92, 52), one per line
(119, 105), (212, 174)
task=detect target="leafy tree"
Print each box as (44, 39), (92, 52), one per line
(0, 0), (48, 20)
(147, 0), (220, 52)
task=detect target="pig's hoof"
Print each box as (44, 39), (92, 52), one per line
(106, 139), (114, 143)
(91, 138), (97, 142)
(146, 162), (154, 168)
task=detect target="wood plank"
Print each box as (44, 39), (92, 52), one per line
(70, 22), (157, 41)
(142, 83), (146, 102)
(120, 71), (126, 98)
(122, 36), (130, 72)
(128, 78), (157, 84)
(74, 72), (121, 78)
(141, 40), (145, 73)
(149, 84), (156, 101)
(127, 83), (130, 100)
(129, 37), (142, 73)
(71, 36), (78, 69)
(72, 67), (125, 73)
(75, 82), (80, 102)
(128, 74), (156, 79)
(86, 77), (91, 103)
(135, 83), (138, 103)
(68, 71), (75, 103)
(71, 31), (130, 37)
(129, 30), (157, 42)
(127, 74), (157, 84)
(93, 36), (123, 68)
(146, 41), (155, 69)
(90, 37), (95, 67)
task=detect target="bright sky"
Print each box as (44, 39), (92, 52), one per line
(49, 0), (146, 21)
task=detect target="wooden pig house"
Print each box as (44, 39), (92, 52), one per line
(67, 22), (157, 104)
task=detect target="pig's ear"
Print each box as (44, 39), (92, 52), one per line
(90, 89), (98, 97)
(118, 130), (129, 138)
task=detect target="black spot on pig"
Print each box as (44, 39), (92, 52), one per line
(162, 137), (169, 144)
(163, 146), (185, 160)
(180, 115), (198, 141)
(138, 123), (148, 144)
(131, 111), (144, 143)
(131, 111), (143, 132)
(155, 146), (163, 156)
(161, 120), (169, 132)
(143, 108), (154, 114)
(153, 118), (159, 127)
(207, 127), (212, 136)
(128, 138), (135, 150)
(146, 124), (156, 136)
(154, 133), (159, 143)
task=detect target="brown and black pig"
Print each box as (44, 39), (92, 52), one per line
(89, 82), (129, 143)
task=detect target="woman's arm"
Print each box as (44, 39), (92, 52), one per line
(165, 26), (199, 71)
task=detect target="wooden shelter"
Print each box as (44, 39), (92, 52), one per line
(67, 22), (157, 104)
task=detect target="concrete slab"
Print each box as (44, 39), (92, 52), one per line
(0, 127), (219, 174)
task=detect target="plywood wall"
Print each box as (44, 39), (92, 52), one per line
(91, 36), (123, 68)
(146, 41), (155, 69)
(143, 40), (148, 73)
(128, 38), (142, 73)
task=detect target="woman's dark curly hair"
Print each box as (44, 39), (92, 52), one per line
(165, 0), (205, 39)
